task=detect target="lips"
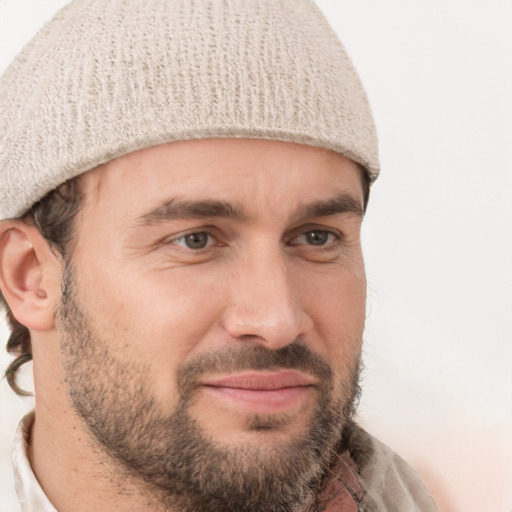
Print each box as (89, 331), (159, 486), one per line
(203, 370), (317, 390)
(200, 370), (317, 413)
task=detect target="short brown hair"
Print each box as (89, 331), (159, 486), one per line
(1, 178), (82, 395)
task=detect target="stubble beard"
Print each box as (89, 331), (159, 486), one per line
(58, 271), (362, 512)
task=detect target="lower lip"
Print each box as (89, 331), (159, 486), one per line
(202, 385), (314, 413)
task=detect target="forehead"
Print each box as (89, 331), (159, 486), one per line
(79, 138), (364, 219)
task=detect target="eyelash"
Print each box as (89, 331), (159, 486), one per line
(288, 229), (341, 248)
(167, 228), (342, 251)
(170, 231), (218, 250)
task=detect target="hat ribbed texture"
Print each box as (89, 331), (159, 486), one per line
(0, 0), (379, 220)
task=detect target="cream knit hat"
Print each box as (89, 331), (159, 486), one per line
(0, 0), (379, 220)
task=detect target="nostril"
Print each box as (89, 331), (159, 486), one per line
(221, 305), (311, 350)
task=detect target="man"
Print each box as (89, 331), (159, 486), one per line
(0, 1), (439, 511)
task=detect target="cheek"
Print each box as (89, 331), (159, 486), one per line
(75, 261), (229, 396)
(310, 275), (365, 393)
(297, 264), (366, 357)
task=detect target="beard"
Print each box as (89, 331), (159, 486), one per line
(57, 270), (362, 512)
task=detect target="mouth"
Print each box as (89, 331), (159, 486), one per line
(200, 370), (318, 413)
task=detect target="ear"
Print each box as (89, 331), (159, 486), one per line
(0, 220), (62, 331)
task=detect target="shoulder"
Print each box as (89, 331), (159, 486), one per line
(346, 423), (440, 512)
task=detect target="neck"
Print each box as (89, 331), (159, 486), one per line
(29, 407), (171, 511)
(28, 353), (172, 512)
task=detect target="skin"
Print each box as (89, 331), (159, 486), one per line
(0, 138), (366, 511)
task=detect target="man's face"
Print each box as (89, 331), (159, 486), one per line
(57, 139), (366, 511)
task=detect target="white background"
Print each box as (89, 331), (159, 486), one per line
(1, 1), (511, 511)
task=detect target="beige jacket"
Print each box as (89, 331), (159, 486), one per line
(13, 413), (439, 511)
(347, 425), (439, 511)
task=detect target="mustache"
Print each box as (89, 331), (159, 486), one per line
(176, 342), (333, 400)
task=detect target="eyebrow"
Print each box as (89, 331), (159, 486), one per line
(137, 199), (249, 226)
(136, 193), (363, 227)
(302, 194), (364, 219)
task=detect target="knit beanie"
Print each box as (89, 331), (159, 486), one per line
(0, 0), (379, 221)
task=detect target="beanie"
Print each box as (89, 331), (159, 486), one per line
(0, 0), (379, 220)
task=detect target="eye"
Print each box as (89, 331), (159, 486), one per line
(171, 232), (214, 250)
(292, 229), (338, 246)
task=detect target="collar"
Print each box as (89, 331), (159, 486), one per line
(12, 412), (57, 512)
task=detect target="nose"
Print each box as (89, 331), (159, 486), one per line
(221, 250), (313, 349)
